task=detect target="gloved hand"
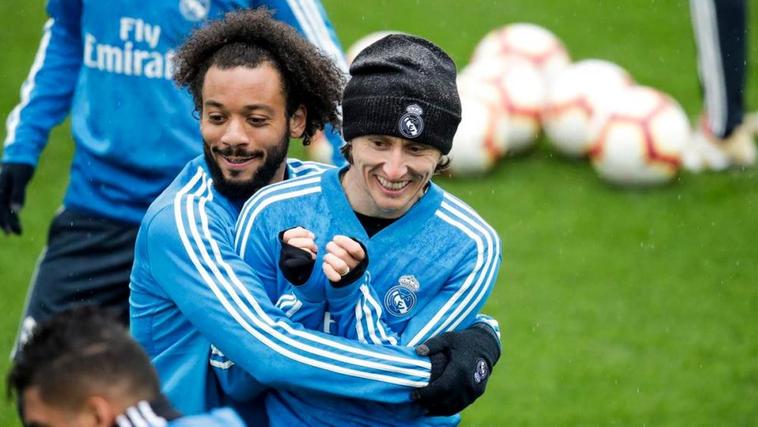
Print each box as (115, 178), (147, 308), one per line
(0, 163), (34, 235)
(412, 325), (501, 416)
(278, 227), (317, 285)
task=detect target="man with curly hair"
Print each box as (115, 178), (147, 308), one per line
(130, 9), (502, 426)
(5, 0), (347, 358)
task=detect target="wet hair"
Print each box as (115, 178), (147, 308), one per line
(173, 8), (345, 143)
(340, 141), (451, 174)
(7, 306), (160, 409)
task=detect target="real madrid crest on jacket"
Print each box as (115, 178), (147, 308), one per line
(232, 167), (502, 426)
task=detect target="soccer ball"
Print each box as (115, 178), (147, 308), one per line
(461, 58), (546, 154)
(346, 31), (404, 65)
(447, 79), (506, 176)
(471, 23), (570, 84)
(588, 86), (689, 186)
(543, 59), (634, 158)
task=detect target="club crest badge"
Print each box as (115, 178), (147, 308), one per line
(473, 358), (489, 384)
(179, 0), (210, 22)
(384, 275), (419, 317)
(398, 104), (424, 139)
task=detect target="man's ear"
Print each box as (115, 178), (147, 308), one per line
(84, 395), (117, 427)
(289, 104), (307, 138)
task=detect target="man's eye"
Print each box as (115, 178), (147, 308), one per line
(248, 117), (267, 126)
(208, 114), (225, 123)
(408, 145), (425, 154)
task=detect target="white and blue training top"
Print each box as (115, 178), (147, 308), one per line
(130, 156), (452, 425)
(224, 166), (502, 426)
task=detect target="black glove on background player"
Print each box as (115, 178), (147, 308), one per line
(0, 163), (34, 235)
(278, 230), (316, 286)
(412, 324), (501, 416)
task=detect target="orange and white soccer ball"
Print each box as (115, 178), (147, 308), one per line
(543, 59), (634, 158)
(471, 23), (570, 84)
(448, 78), (506, 176)
(346, 31), (405, 65)
(588, 86), (689, 186)
(460, 58), (546, 154)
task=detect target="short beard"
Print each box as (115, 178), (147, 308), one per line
(204, 132), (290, 202)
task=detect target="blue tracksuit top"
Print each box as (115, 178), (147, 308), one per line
(225, 167), (502, 426)
(2, 0), (346, 224)
(130, 156), (441, 424)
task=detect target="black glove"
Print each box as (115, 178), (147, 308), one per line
(329, 237), (368, 288)
(278, 229), (316, 285)
(412, 324), (501, 416)
(0, 163), (34, 235)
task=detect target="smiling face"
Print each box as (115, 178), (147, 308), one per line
(201, 63), (305, 200)
(342, 135), (442, 219)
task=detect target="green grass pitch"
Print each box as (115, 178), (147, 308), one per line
(1, 0), (756, 425)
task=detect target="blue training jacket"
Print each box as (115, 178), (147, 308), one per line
(225, 167), (502, 426)
(130, 156), (441, 425)
(2, 0), (346, 224)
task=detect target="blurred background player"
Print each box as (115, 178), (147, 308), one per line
(7, 306), (246, 427)
(685, 0), (756, 171)
(0, 0), (347, 356)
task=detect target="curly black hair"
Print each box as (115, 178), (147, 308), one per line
(173, 8), (345, 143)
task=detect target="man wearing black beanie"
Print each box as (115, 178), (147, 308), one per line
(230, 34), (503, 425)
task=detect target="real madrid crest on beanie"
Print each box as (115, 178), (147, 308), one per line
(342, 34), (462, 155)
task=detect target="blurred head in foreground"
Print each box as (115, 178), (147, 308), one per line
(7, 306), (164, 427)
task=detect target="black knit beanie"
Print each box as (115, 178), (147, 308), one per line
(342, 34), (461, 155)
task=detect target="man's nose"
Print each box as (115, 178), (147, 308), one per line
(382, 147), (408, 179)
(220, 118), (250, 147)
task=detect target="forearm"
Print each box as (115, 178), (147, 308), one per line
(150, 202), (430, 404)
(3, 1), (82, 164)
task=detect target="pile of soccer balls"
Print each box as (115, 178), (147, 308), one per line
(344, 25), (691, 187)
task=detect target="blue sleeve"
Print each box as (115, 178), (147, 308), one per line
(473, 313), (502, 345)
(325, 224), (502, 347)
(233, 205), (327, 329)
(2, 0), (82, 166)
(210, 288), (326, 401)
(209, 344), (267, 403)
(146, 178), (430, 404)
(211, 284), (327, 401)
